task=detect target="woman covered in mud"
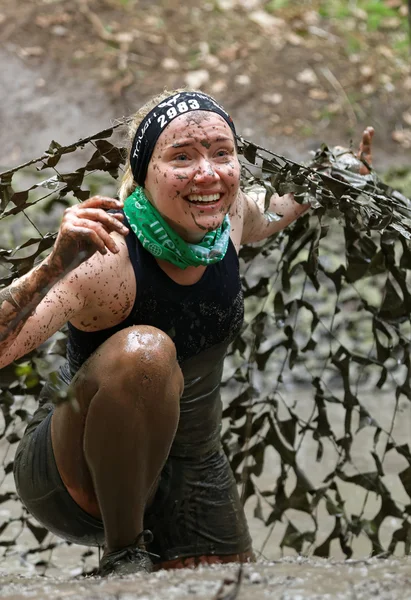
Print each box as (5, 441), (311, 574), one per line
(0, 90), (374, 576)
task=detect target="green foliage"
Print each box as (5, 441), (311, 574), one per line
(345, 33), (363, 55)
(318, 1), (350, 19)
(384, 166), (411, 199)
(318, 0), (407, 34)
(261, 0), (409, 64)
(265, 0), (291, 13)
(107, 0), (137, 6)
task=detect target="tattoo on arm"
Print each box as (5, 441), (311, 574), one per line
(0, 261), (64, 348)
(0, 286), (21, 311)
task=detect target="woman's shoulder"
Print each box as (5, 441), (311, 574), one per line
(68, 233), (137, 331)
(230, 188), (263, 253)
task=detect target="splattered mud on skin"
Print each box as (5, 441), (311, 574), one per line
(183, 110), (214, 128)
(0, 259), (66, 358)
(0, 198), (132, 348)
(191, 213), (209, 231)
(70, 255), (135, 332)
(144, 111), (240, 243)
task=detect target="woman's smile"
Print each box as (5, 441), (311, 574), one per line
(185, 191), (225, 212)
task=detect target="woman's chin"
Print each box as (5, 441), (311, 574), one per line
(170, 216), (225, 243)
(190, 213), (226, 233)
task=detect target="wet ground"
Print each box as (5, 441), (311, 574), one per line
(2, 557), (411, 600)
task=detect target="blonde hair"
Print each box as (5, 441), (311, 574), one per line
(118, 88), (188, 202)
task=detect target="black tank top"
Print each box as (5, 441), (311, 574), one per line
(60, 223), (244, 457)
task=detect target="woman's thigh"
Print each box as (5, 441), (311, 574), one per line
(13, 392), (105, 547)
(50, 326), (182, 518)
(14, 401), (252, 558)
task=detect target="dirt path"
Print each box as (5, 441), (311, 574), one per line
(0, 45), (317, 168)
(1, 0), (411, 171)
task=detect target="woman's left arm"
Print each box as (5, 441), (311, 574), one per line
(240, 126), (375, 245)
(240, 187), (310, 245)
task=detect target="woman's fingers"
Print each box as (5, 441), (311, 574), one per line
(65, 216), (124, 254)
(357, 126), (374, 174)
(50, 197), (130, 271)
(68, 226), (110, 256)
(70, 223), (120, 255)
(72, 208), (129, 236)
(79, 196), (124, 210)
(62, 197), (130, 254)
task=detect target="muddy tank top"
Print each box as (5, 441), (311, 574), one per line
(60, 219), (244, 457)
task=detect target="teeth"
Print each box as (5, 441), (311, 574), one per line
(187, 193), (220, 203)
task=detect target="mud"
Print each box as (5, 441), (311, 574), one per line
(0, 48), (115, 168)
(0, 46), (404, 172)
(2, 557), (411, 599)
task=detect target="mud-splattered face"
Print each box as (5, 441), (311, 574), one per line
(144, 111), (240, 243)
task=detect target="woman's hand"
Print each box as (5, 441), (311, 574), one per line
(356, 126), (374, 174)
(49, 196), (129, 273)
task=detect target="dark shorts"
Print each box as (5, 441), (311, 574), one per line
(13, 398), (252, 562)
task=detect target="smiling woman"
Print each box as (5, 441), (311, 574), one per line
(0, 88), (372, 577)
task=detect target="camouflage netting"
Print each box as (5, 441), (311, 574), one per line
(1, 122), (411, 574)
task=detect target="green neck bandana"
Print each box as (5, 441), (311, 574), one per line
(123, 187), (231, 269)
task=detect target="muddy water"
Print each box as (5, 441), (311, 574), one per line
(242, 389), (411, 561)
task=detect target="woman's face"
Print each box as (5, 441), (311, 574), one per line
(144, 111), (240, 243)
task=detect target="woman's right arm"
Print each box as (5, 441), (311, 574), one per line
(0, 196), (128, 369)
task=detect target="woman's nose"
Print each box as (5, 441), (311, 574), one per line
(193, 158), (220, 182)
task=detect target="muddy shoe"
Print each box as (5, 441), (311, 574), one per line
(98, 530), (155, 577)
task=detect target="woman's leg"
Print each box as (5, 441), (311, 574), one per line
(144, 448), (255, 568)
(50, 325), (183, 557)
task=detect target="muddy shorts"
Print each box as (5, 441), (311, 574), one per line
(13, 395), (252, 563)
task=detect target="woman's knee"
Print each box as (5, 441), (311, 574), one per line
(78, 325), (183, 395)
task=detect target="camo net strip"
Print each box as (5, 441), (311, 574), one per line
(0, 121), (411, 574)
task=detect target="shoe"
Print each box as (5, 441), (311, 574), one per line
(98, 530), (155, 577)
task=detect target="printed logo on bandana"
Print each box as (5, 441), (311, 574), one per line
(148, 243), (162, 256)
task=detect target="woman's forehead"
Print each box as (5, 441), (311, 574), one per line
(157, 110), (234, 144)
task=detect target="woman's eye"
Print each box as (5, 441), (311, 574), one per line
(174, 154), (189, 161)
(215, 149), (231, 158)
